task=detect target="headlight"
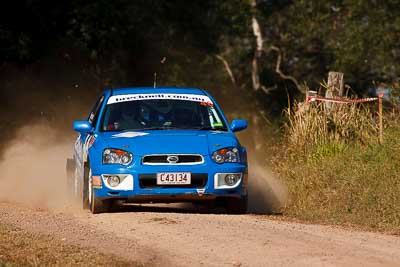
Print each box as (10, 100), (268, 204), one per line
(103, 148), (133, 165)
(212, 147), (239, 163)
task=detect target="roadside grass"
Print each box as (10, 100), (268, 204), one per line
(0, 223), (139, 267)
(273, 101), (400, 234)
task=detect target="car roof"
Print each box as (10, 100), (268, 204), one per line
(106, 87), (207, 96)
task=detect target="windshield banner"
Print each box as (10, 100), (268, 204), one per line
(107, 93), (213, 105)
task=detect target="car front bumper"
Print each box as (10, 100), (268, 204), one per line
(90, 159), (248, 202)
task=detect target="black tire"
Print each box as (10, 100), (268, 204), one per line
(82, 162), (90, 209)
(87, 167), (112, 214)
(225, 196), (248, 214)
(90, 191), (112, 214)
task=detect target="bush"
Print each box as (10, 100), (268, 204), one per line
(284, 100), (379, 157)
(273, 100), (400, 233)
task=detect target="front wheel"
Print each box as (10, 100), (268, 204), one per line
(82, 163), (90, 209)
(88, 168), (112, 214)
(225, 196), (248, 214)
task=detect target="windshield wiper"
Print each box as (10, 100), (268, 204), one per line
(139, 126), (181, 130)
(112, 126), (227, 131)
(188, 126), (227, 131)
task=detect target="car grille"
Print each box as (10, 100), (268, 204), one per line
(142, 154), (204, 165)
(139, 174), (208, 188)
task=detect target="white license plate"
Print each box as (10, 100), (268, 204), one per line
(156, 172), (191, 185)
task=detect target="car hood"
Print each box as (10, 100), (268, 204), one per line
(94, 130), (238, 156)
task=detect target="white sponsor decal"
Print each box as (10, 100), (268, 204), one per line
(107, 93), (213, 105)
(112, 132), (149, 138)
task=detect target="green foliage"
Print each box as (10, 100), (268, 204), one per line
(310, 142), (347, 159)
(260, 0), (400, 89)
(0, 1), (250, 63)
(1, 1), (399, 96)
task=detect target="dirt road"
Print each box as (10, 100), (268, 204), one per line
(0, 201), (399, 267)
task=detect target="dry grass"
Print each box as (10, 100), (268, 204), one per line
(273, 98), (400, 233)
(285, 100), (379, 156)
(0, 223), (139, 267)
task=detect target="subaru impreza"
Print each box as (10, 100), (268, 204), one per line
(66, 87), (248, 213)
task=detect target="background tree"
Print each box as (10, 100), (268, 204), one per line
(1, 0), (399, 103)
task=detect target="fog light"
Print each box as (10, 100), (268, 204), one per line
(107, 176), (120, 187)
(225, 174), (239, 186)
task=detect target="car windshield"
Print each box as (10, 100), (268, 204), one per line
(100, 98), (228, 132)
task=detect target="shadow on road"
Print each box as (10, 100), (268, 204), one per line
(109, 202), (228, 215)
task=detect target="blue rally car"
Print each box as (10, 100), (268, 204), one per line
(66, 87), (248, 214)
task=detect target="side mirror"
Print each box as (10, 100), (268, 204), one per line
(230, 119), (247, 132)
(73, 120), (93, 133)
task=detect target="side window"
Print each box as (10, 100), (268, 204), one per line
(88, 95), (105, 126)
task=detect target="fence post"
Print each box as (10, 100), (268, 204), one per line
(327, 71), (344, 96)
(325, 71), (344, 112)
(378, 92), (384, 144)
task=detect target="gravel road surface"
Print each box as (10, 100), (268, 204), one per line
(0, 202), (399, 267)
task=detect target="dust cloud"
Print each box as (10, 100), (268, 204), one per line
(0, 119), (287, 214)
(0, 122), (73, 210)
(247, 158), (288, 214)
(0, 75), (287, 214)
(236, 115), (288, 214)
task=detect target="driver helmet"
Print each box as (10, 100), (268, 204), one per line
(120, 102), (138, 120)
(152, 100), (173, 114)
